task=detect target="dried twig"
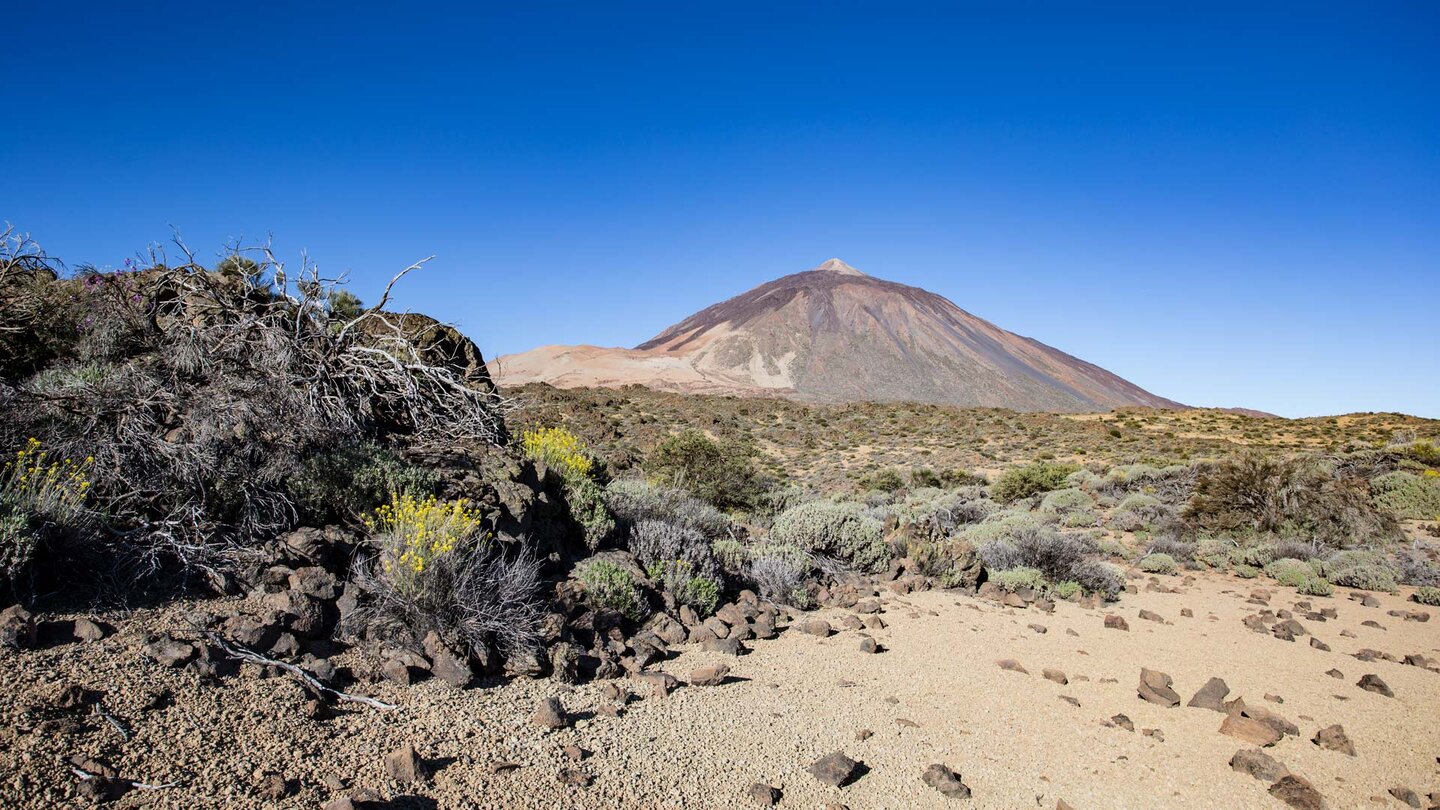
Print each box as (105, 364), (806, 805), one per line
(201, 631), (398, 710)
(70, 766), (180, 791)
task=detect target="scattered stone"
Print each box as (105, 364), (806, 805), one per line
(689, 663), (731, 686)
(383, 744), (424, 783)
(1110, 714), (1134, 732)
(557, 768), (592, 787)
(921, 763), (971, 799)
(1325, 668), (1343, 679)
(533, 697), (568, 729)
(701, 636), (745, 656)
(1263, 693), (1283, 704)
(430, 649), (473, 689)
(1028, 623), (1047, 634)
(1141, 727), (1164, 741)
(997, 659), (1028, 674)
(0, 605), (36, 650)
(1137, 668), (1180, 707)
(72, 617), (109, 642)
(1268, 774), (1327, 809)
(256, 773), (293, 800)
(858, 636), (878, 654)
(485, 761), (521, 774)
(1309, 637), (1330, 652)
(1312, 724), (1355, 756)
(1186, 677), (1230, 711)
(747, 783), (781, 806)
(797, 619), (832, 637)
(1104, 614), (1129, 631)
(1042, 668), (1068, 685)
(856, 729), (873, 740)
(807, 751), (862, 788)
(1230, 748), (1289, 782)
(1059, 695), (1081, 707)
(1138, 609), (1163, 623)
(143, 635), (196, 668)
(1388, 787), (1421, 808)
(563, 745), (587, 761)
(1356, 674), (1393, 697)
(1220, 711), (1282, 747)
(1180, 608), (1194, 618)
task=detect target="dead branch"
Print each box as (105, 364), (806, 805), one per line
(201, 631), (398, 710)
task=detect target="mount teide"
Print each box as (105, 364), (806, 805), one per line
(491, 258), (1183, 412)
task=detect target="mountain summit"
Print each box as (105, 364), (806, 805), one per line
(491, 259), (1182, 412)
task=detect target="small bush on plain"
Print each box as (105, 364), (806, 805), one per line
(578, 560), (648, 619)
(1137, 552), (1178, 574)
(991, 461), (1080, 503)
(769, 500), (891, 572)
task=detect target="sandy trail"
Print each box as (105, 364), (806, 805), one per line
(4, 573), (1438, 809)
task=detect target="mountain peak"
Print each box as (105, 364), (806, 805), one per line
(813, 257), (865, 276)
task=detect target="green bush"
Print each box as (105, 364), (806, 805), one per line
(1137, 552), (1178, 574)
(1097, 537), (1136, 560)
(289, 441), (438, 525)
(604, 479), (733, 540)
(990, 566), (1047, 592)
(646, 429), (767, 511)
(1372, 471), (1440, 520)
(1296, 577), (1334, 597)
(1040, 487), (1095, 515)
(1413, 586), (1440, 606)
(1265, 558), (1316, 588)
(857, 468), (905, 493)
(645, 559), (720, 616)
(769, 501), (891, 572)
(1324, 550), (1398, 592)
(1233, 563), (1260, 578)
(1109, 493), (1173, 532)
(1062, 509), (1099, 528)
(710, 538), (750, 574)
(991, 462), (1080, 503)
(578, 560), (648, 619)
(1050, 580), (1082, 599)
(565, 474), (617, 551)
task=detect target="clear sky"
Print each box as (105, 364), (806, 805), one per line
(3, 2), (1436, 418)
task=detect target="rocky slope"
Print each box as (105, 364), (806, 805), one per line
(492, 259), (1183, 412)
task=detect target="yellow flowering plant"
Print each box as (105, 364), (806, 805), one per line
(520, 426), (593, 479)
(364, 493), (484, 595)
(1, 438), (92, 522)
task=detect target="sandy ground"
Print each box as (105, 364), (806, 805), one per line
(3, 572), (1438, 809)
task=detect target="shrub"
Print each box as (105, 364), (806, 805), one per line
(1062, 510), (1099, 528)
(645, 559), (720, 616)
(577, 560), (648, 620)
(1051, 580), (1082, 599)
(1324, 550), (1398, 592)
(1184, 455), (1397, 549)
(976, 524), (1102, 587)
(1413, 586), (1440, 606)
(989, 567), (1046, 593)
(748, 547), (811, 606)
(1372, 471), (1440, 520)
(1137, 553), (1178, 574)
(857, 468), (905, 493)
(991, 461), (1080, 503)
(769, 501), (891, 572)
(1040, 487), (1095, 515)
(289, 440), (437, 525)
(1, 438), (94, 593)
(646, 429), (767, 511)
(1070, 559), (1125, 599)
(1265, 558), (1317, 588)
(604, 479), (733, 540)
(1110, 494), (1173, 532)
(1148, 532), (1196, 562)
(1097, 537), (1136, 560)
(1396, 550), (1440, 587)
(564, 474), (617, 551)
(349, 511), (543, 659)
(897, 490), (994, 541)
(957, 510), (1046, 545)
(1296, 577), (1334, 597)
(1193, 536), (1233, 568)
(0, 239), (508, 584)
(521, 426), (594, 479)
(629, 520), (720, 581)
(711, 538), (750, 574)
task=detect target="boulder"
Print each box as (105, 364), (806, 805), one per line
(1229, 749), (1288, 782)
(533, 697), (568, 730)
(143, 635), (197, 668)
(1103, 614), (1128, 631)
(1356, 674), (1393, 697)
(747, 783), (781, 806)
(796, 618), (832, 637)
(0, 605), (37, 650)
(1311, 724), (1354, 756)
(1137, 668), (1180, 707)
(1186, 677), (1230, 711)
(1268, 774), (1327, 809)
(1220, 712), (1282, 747)
(689, 663), (731, 686)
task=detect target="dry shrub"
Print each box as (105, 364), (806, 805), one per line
(0, 232), (507, 588)
(1182, 455), (1397, 549)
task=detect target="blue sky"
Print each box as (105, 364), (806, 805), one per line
(3, 2), (1436, 418)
